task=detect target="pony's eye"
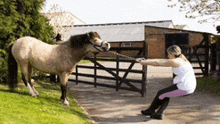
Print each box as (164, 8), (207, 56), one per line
(93, 39), (98, 43)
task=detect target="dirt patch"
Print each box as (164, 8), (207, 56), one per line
(68, 62), (220, 124)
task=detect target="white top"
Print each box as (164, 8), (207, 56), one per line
(172, 58), (197, 94)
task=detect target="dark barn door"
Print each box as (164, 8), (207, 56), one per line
(165, 33), (189, 56)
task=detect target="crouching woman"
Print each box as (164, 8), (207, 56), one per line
(136, 45), (196, 120)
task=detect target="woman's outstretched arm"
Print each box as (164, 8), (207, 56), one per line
(136, 58), (181, 67)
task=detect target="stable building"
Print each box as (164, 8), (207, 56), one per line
(68, 20), (211, 58)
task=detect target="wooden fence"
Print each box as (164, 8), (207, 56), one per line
(180, 33), (211, 77)
(69, 41), (148, 96)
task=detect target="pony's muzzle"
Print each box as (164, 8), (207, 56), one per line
(102, 42), (111, 51)
(105, 42), (111, 51)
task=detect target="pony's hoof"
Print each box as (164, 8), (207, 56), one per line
(31, 94), (38, 98)
(30, 92), (39, 97)
(35, 92), (39, 96)
(32, 86), (39, 96)
(32, 92), (39, 97)
(63, 98), (69, 107)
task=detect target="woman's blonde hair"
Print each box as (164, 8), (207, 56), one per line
(167, 45), (189, 62)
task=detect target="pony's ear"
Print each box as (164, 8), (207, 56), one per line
(87, 32), (100, 39)
(87, 32), (90, 38)
(87, 32), (93, 39)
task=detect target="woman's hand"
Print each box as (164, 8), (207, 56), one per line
(136, 58), (146, 63)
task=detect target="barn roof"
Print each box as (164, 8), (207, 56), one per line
(68, 20), (174, 42)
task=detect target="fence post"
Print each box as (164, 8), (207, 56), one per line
(94, 53), (97, 88)
(116, 49), (120, 91)
(142, 41), (148, 97)
(218, 41), (220, 72)
(75, 65), (78, 85)
(210, 43), (217, 71)
(50, 74), (56, 83)
(50, 33), (62, 83)
(204, 34), (210, 76)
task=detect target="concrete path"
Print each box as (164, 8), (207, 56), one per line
(68, 63), (220, 124)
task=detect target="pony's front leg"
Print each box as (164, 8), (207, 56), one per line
(59, 73), (70, 106)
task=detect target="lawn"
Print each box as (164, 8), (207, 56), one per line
(197, 77), (220, 94)
(79, 60), (91, 65)
(0, 82), (93, 124)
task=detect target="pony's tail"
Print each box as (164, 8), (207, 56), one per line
(7, 43), (18, 91)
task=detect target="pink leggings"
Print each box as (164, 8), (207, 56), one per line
(159, 89), (187, 100)
(146, 85), (189, 113)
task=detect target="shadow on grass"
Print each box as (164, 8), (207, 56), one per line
(0, 85), (29, 96)
(34, 80), (61, 91)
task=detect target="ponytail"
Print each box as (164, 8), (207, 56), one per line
(179, 54), (189, 62)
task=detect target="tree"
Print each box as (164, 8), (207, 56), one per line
(168, 0), (220, 23)
(43, 4), (75, 41)
(0, 0), (55, 83)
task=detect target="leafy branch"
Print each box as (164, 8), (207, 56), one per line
(168, 0), (220, 23)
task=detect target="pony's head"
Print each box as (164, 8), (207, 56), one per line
(86, 32), (111, 53)
(69, 32), (111, 53)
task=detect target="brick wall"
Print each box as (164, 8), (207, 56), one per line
(145, 27), (204, 58)
(87, 27), (206, 59)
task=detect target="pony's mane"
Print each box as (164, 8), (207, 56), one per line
(68, 32), (101, 48)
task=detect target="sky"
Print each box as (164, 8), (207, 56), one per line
(43, 0), (220, 34)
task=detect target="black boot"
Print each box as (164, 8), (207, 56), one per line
(141, 108), (155, 116)
(141, 97), (162, 116)
(150, 98), (170, 120)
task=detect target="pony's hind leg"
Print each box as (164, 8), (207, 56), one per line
(28, 65), (39, 96)
(21, 64), (38, 97)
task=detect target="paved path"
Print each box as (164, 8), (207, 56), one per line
(68, 62), (220, 124)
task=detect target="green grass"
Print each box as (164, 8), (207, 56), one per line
(0, 82), (93, 124)
(79, 60), (103, 65)
(79, 60), (91, 65)
(197, 77), (220, 94)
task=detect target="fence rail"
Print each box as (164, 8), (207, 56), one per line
(69, 41), (148, 96)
